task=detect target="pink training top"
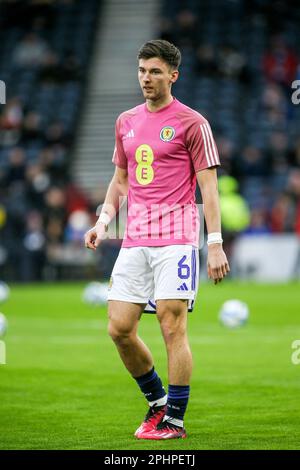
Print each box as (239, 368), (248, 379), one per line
(112, 97), (220, 247)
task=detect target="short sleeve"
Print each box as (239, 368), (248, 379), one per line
(112, 116), (127, 169)
(186, 118), (220, 172)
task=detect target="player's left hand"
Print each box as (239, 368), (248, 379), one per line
(207, 244), (230, 284)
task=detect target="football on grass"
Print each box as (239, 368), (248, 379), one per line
(219, 299), (249, 328)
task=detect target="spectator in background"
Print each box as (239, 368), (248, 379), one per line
(289, 168), (300, 237)
(287, 168), (300, 200)
(38, 146), (67, 182)
(194, 44), (218, 78)
(0, 97), (23, 130)
(64, 182), (89, 216)
(287, 170), (300, 237)
(236, 146), (269, 178)
(215, 136), (236, 176)
(290, 137), (300, 168)
(13, 32), (49, 67)
(296, 63), (300, 81)
(39, 51), (62, 84)
(260, 82), (289, 129)
(34, 121), (72, 182)
(245, 208), (271, 235)
(25, 162), (50, 210)
(218, 44), (250, 84)
(3, 182), (28, 279)
(44, 121), (72, 148)
(21, 111), (43, 145)
(267, 131), (290, 176)
(158, 17), (176, 45)
(173, 9), (198, 48)
(43, 186), (66, 246)
(45, 217), (64, 245)
(61, 51), (82, 82)
(39, 50), (82, 84)
(270, 192), (295, 233)
(0, 97), (23, 147)
(263, 35), (298, 90)
(20, 210), (46, 281)
(5, 147), (26, 185)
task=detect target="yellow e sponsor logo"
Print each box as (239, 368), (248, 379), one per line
(135, 144), (154, 185)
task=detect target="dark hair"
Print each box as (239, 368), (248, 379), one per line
(137, 39), (181, 70)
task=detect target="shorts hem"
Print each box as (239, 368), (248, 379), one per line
(107, 295), (149, 304)
(154, 294), (195, 301)
(144, 306), (195, 314)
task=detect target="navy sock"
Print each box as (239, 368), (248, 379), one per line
(133, 367), (166, 404)
(166, 385), (190, 423)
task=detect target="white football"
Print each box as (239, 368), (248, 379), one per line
(0, 281), (10, 303)
(82, 282), (108, 306)
(219, 299), (249, 328)
(0, 312), (7, 337)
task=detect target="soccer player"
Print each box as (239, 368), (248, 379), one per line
(84, 39), (230, 440)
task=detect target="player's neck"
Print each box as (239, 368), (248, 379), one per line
(146, 95), (174, 113)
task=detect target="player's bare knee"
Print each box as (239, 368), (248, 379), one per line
(108, 322), (127, 342)
(107, 301), (141, 344)
(160, 319), (186, 345)
(107, 319), (135, 345)
(156, 302), (187, 344)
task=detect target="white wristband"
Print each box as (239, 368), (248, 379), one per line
(207, 232), (223, 245)
(97, 212), (111, 226)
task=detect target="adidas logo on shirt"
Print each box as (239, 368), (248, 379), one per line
(124, 129), (135, 139)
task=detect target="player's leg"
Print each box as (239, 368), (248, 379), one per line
(137, 245), (198, 439)
(155, 299), (191, 438)
(108, 301), (167, 436)
(156, 299), (192, 386)
(107, 300), (151, 377)
(107, 247), (167, 436)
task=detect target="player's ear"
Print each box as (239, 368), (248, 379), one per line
(170, 70), (179, 84)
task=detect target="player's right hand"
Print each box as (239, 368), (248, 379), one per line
(84, 223), (107, 251)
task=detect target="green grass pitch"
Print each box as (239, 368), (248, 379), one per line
(0, 281), (299, 450)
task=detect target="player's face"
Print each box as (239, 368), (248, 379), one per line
(138, 58), (179, 102)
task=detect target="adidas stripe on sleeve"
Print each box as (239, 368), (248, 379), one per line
(186, 118), (220, 172)
(112, 116), (128, 169)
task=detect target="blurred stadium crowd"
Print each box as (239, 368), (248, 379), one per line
(0, 0), (99, 280)
(0, 0), (300, 281)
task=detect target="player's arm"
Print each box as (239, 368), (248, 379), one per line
(84, 166), (128, 251)
(196, 167), (230, 284)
